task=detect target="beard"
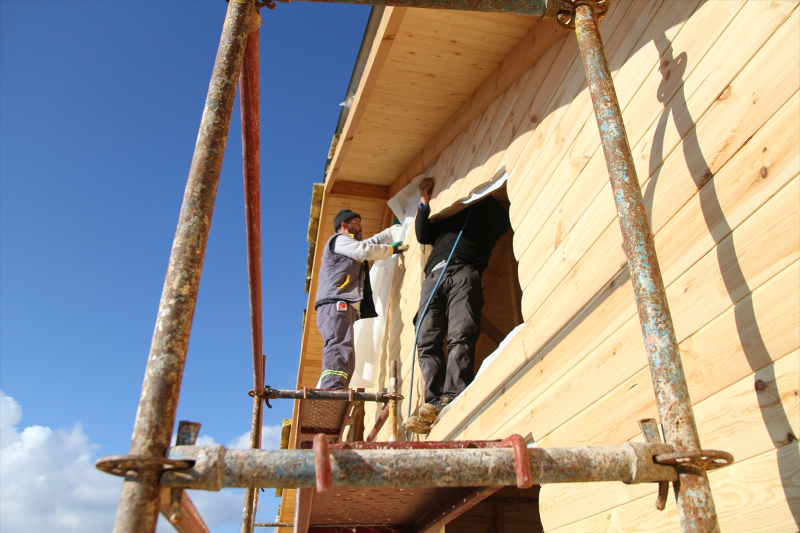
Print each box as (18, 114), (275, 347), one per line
(346, 222), (363, 241)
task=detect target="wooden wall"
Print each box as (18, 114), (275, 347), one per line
(368, 0), (798, 530)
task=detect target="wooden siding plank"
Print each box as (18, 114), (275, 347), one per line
(471, 39), (562, 191)
(516, 0), (795, 292)
(506, 0), (662, 214)
(445, 71), (532, 212)
(436, 113), (484, 207)
(436, 95), (504, 212)
(540, 350), (799, 529)
(537, 199), (800, 449)
(509, 0), (704, 267)
(503, 0), (632, 201)
(429, 130), (467, 205)
(518, 12), (799, 324)
(547, 444), (799, 533)
(521, 86), (799, 325)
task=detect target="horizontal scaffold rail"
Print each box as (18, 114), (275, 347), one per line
(254, 387), (403, 403)
(95, 440), (735, 492)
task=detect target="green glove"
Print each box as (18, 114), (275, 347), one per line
(391, 241), (404, 254)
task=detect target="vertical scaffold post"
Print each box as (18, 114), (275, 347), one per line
(240, 14), (264, 533)
(572, 2), (720, 533)
(241, 393), (264, 533)
(241, 10), (264, 398)
(112, 2), (258, 532)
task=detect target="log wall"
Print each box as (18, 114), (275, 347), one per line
(365, 0), (798, 530)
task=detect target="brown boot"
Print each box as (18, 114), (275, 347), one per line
(404, 415), (432, 434)
(418, 395), (454, 423)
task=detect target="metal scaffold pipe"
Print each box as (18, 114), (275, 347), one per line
(111, 1), (259, 532)
(256, 387), (402, 403)
(293, 0), (572, 18)
(152, 442), (680, 489)
(573, 2), (720, 532)
(240, 18), (264, 533)
(242, 17), (265, 396)
(241, 394), (264, 533)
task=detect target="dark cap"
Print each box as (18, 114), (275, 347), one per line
(333, 209), (361, 231)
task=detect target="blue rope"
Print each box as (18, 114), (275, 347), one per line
(407, 205), (473, 423)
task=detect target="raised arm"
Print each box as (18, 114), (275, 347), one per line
(415, 177), (438, 245)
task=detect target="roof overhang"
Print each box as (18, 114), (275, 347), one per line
(323, 7), (570, 197)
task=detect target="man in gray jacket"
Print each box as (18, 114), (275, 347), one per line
(314, 209), (403, 389)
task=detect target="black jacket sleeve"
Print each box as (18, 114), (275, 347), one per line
(415, 204), (438, 245)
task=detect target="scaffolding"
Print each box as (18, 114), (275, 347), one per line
(96, 2), (734, 533)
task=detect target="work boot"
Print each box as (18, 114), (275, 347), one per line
(404, 415), (431, 434)
(417, 395), (454, 424)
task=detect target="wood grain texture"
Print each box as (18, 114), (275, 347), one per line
(514, 0), (793, 293)
(509, 0), (705, 271)
(546, 444), (799, 533)
(539, 350), (799, 529)
(518, 9), (800, 330)
(388, 19), (570, 196)
(325, 7), (406, 191)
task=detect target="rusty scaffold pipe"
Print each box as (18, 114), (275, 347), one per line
(573, 2), (721, 532)
(110, 1), (261, 532)
(239, 16), (265, 533)
(241, 393), (264, 533)
(255, 387), (403, 403)
(242, 11), (265, 398)
(144, 441), (685, 489)
(289, 0), (573, 20)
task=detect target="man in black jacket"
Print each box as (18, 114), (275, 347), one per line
(406, 178), (510, 434)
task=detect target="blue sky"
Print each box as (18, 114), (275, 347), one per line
(0, 1), (370, 531)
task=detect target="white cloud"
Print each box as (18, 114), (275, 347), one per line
(0, 390), (284, 533)
(0, 390), (121, 533)
(226, 424), (283, 450)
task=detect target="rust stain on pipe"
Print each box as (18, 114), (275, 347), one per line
(573, 2), (721, 531)
(240, 22), (265, 395)
(159, 488), (211, 533)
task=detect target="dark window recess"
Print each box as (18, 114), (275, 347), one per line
(473, 186), (523, 374)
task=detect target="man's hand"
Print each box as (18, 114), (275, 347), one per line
(419, 177), (435, 205)
(392, 242), (408, 254)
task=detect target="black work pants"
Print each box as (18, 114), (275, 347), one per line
(415, 263), (483, 404)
